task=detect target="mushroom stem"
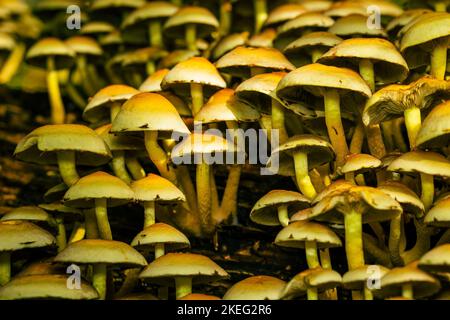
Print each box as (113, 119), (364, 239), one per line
(363, 233), (392, 267)
(363, 287), (373, 300)
(197, 160), (212, 234)
(190, 83), (204, 116)
(381, 122), (395, 152)
(253, 0), (267, 34)
(125, 156), (146, 180)
(401, 219), (432, 264)
(402, 283), (414, 299)
(93, 263), (107, 300)
(146, 60), (155, 76)
(111, 151), (132, 184)
(420, 173), (434, 211)
(144, 131), (178, 185)
(434, 2), (447, 11)
(143, 201), (156, 228)
(65, 82), (86, 110)
(306, 288), (318, 300)
(219, 0), (232, 36)
(350, 120), (365, 154)
(404, 107), (421, 149)
(55, 216), (67, 252)
(216, 165), (242, 224)
(389, 214), (404, 266)
(210, 169), (220, 214)
(0, 252), (11, 286)
(305, 241), (320, 269)
(154, 243), (165, 259)
(293, 151), (317, 200)
(176, 166), (198, 213)
(365, 124), (386, 159)
(175, 276), (192, 299)
(95, 198), (112, 240)
(110, 101), (121, 122)
(431, 39), (447, 80)
(77, 55), (95, 96)
(319, 249), (332, 269)
(57, 150), (80, 187)
(324, 89), (348, 169)
(345, 172), (356, 185)
(311, 48), (324, 63)
(67, 221), (85, 243)
(277, 204), (289, 227)
(85, 209), (99, 239)
(186, 24), (197, 51)
(149, 20), (163, 48)
(392, 118), (408, 152)
(0, 42), (25, 84)
(359, 59), (375, 92)
(47, 56), (65, 124)
(344, 210), (364, 270)
(271, 99), (288, 144)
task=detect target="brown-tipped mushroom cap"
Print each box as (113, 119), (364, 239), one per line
(416, 101), (450, 149)
(325, 1), (367, 18)
(283, 32), (343, 62)
(121, 1), (179, 29)
(0, 221), (55, 252)
(131, 222), (190, 251)
(159, 49), (199, 69)
(264, 4), (307, 28)
(163, 6), (219, 39)
(223, 276), (286, 300)
(387, 151), (450, 178)
(419, 244), (450, 273)
(424, 198), (450, 227)
(26, 37), (75, 70)
(341, 153), (381, 174)
(0, 206), (54, 225)
(275, 221), (342, 248)
(65, 36), (103, 57)
(131, 173), (185, 203)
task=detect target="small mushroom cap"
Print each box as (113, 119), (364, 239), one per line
(14, 124), (112, 166)
(311, 185), (402, 224)
(65, 36), (103, 56)
(275, 221), (342, 248)
(329, 14), (388, 38)
(0, 206), (55, 225)
(139, 252), (229, 285)
(342, 265), (390, 290)
(424, 198), (450, 227)
(132, 173), (186, 203)
(266, 135), (335, 177)
(139, 69), (170, 92)
(223, 276), (286, 300)
(90, 0), (145, 11)
(235, 72), (287, 114)
(215, 47), (295, 79)
(83, 84), (140, 123)
(298, 0), (332, 12)
(419, 244), (450, 273)
(317, 38), (408, 85)
(63, 171), (134, 208)
(325, 1), (366, 18)
(380, 264), (440, 299)
(250, 190), (310, 226)
(312, 180), (354, 205)
(284, 32), (343, 58)
(248, 28), (277, 49)
(0, 221), (55, 252)
(277, 63), (371, 105)
(163, 6), (219, 39)
(180, 293), (221, 300)
(281, 268), (342, 299)
(80, 21), (115, 35)
(122, 47), (167, 68)
(386, 9), (432, 36)
(387, 151), (450, 178)
(95, 124), (143, 151)
(110, 92), (190, 137)
(161, 57), (226, 96)
(131, 222), (190, 251)
(159, 49), (199, 69)
(378, 181), (424, 217)
(264, 4), (307, 28)
(0, 275), (99, 300)
(212, 32), (250, 61)
(16, 259), (64, 277)
(341, 153), (382, 174)
(194, 88), (260, 124)
(0, 32), (15, 51)
(417, 101), (450, 149)
(26, 37), (75, 69)
(54, 239), (147, 267)
(121, 1), (179, 29)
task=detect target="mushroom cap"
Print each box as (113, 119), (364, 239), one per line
(298, 0), (332, 12)
(235, 72), (287, 114)
(283, 32), (343, 58)
(0, 206), (55, 225)
(16, 259), (64, 277)
(325, 1), (367, 18)
(317, 38), (409, 85)
(121, 47), (167, 67)
(223, 276), (286, 300)
(276, 63), (371, 107)
(131, 222), (190, 251)
(264, 4), (307, 28)
(424, 198), (450, 227)
(161, 57), (226, 96)
(250, 190), (310, 226)
(90, 0), (145, 11)
(139, 69), (170, 92)
(139, 252), (229, 285)
(417, 101), (450, 149)
(14, 124), (112, 166)
(378, 181), (424, 217)
(387, 151), (450, 178)
(380, 264), (440, 299)
(179, 293), (221, 300)
(329, 14), (388, 38)
(311, 185), (402, 224)
(0, 221), (55, 252)
(54, 239), (147, 267)
(386, 9), (432, 36)
(38, 203), (82, 220)
(65, 35), (103, 56)
(281, 268), (342, 299)
(275, 221), (342, 249)
(80, 21), (115, 36)
(363, 76), (450, 125)
(110, 92), (190, 137)
(163, 6), (219, 39)
(212, 32), (250, 61)
(248, 28), (277, 49)
(0, 275), (99, 300)
(63, 171), (134, 208)
(341, 153), (382, 174)
(194, 88), (260, 124)
(215, 46), (295, 79)
(0, 32), (15, 51)
(312, 180), (354, 205)
(159, 49), (199, 69)
(360, 0), (403, 18)
(419, 244), (450, 273)
(26, 37), (75, 69)
(266, 135), (335, 177)
(131, 173), (186, 203)
(121, 1), (179, 29)
(83, 84), (140, 123)
(342, 265), (390, 290)
(95, 124), (143, 152)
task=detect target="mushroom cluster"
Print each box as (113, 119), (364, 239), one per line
(0, 0), (450, 301)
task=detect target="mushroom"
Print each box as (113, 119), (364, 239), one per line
(121, 47), (167, 78)
(54, 239), (147, 300)
(0, 31), (25, 85)
(325, 1), (367, 18)
(298, 0), (332, 12)
(386, 9), (432, 39)
(26, 37), (75, 124)
(264, 4), (307, 30)
(80, 21), (116, 40)
(139, 252), (229, 299)
(14, 124), (112, 187)
(211, 32), (250, 61)
(416, 100), (450, 150)
(341, 153), (382, 185)
(424, 197), (450, 245)
(159, 49), (199, 69)
(248, 28), (277, 48)
(328, 14), (389, 39)
(223, 276), (286, 300)
(419, 244), (450, 274)
(342, 265), (390, 300)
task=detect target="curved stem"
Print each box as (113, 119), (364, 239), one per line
(197, 161), (212, 234)
(359, 59), (375, 92)
(293, 151), (317, 199)
(68, 221), (85, 243)
(369, 222), (386, 248)
(190, 83), (203, 116)
(115, 268), (140, 298)
(175, 277), (192, 299)
(176, 165), (198, 214)
(430, 39), (447, 80)
(65, 82), (86, 110)
(381, 122), (394, 152)
(93, 263), (107, 300)
(95, 198), (112, 240)
(85, 209), (99, 239)
(144, 131), (178, 185)
(401, 219), (432, 264)
(305, 241), (320, 269)
(125, 156), (146, 180)
(420, 173), (434, 211)
(143, 201), (156, 228)
(57, 151), (79, 187)
(404, 107), (421, 150)
(306, 287), (318, 300)
(216, 165), (242, 224)
(219, 0), (232, 36)
(111, 151), (132, 184)
(253, 0), (267, 34)
(0, 252), (11, 286)
(0, 42), (26, 84)
(277, 204), (289, 227)
(362, 233), (392, 267)
(271, 99), (288, 144)
(154, 243), (165, 259)
(389, 214), (404, 266)
(149, 20), (163, 48)
(55, 216), (67, 252)
(345, 210), (364, 270)
(77, 55), (95, 96)
(47, 56), (65, 124)
(186, 24), (197, 51)
(365, 124), (386, 159)
(350, 120), (365, 154)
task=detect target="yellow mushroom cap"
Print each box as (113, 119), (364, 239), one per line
(80, 21), (115, 35)
(95, 124), (143, 151)
(325, 1), (367, 18)
(248, 28), (277, 49)
(212, 32), (250, 61)
(342, 265), (390, 290)
(265, 4), (307, 28)
(163, 6), (219, 39)
(26, 37), (75, 69)
(0, 206), (55, 225)
(329, 14), (388, 38)
(341, 153), (382, 174)
(139, 69), (170, 92)
(131, 173), (185, 203)
(223, 276), (286, 300)
(275, 221), (342, 248)
(122, 1), (179, 29)
(159, 49), (199, 69)
(65, 35), (103, 56)
(179, 293), (221, 300)
(378, 181), (424, 217)
(131, 222), (190, 251)
(284, 31), (343, 58)
(424, 198), (450, 227)
(0, 32), (15, 51)
(90, 0), (145, 12)
(386, 9), (433, 36)
(16, 259), (64, 277)
(387, 151), (450, 178)
(417, 101), (450, 149)
(0, 220), (55, 252)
